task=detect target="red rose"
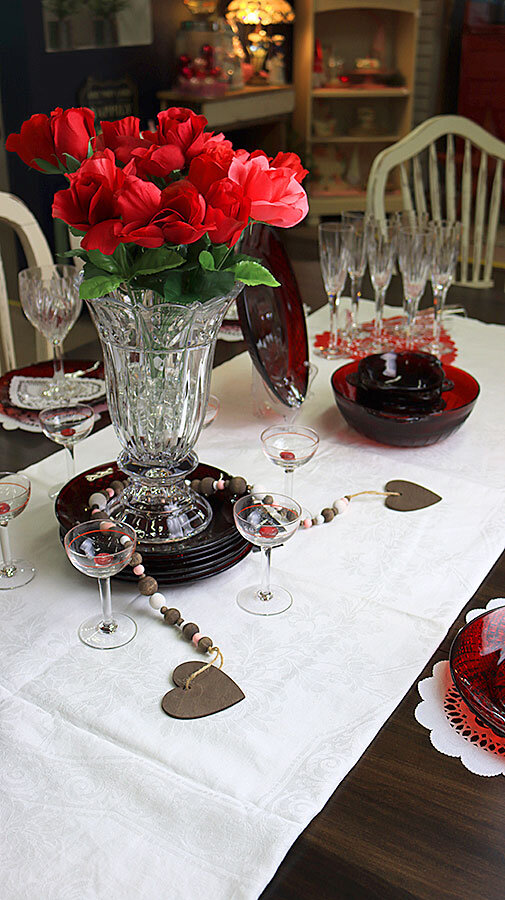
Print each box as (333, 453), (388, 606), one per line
(52, 149), (124, 253)
(188, 147), (233, 195)
(7, 106), (96, 172)
(142, 107), (208, 163)
(95, 117), (144, 165)
(228, 154), (308, 228)
(6, 113), (55, 172)
(118, 177), (207, 247)
(204, 178), (250, 247)
(123, 143), (185, 180)
(270, 152), (308, 184)
(202, 132), (233, 153)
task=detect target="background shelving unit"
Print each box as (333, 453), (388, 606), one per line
(293, 0), (419, 221)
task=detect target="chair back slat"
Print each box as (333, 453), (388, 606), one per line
(484, 157), (503, 285)
(460, 139), (473, 283)
(0, 252), (16, 372)
(445, 133), (456, 221)
(399, 162), (414, 213)
(472, 151), (488, 283)
(413, 156), (427, 218)
(429, 142), (442, 221)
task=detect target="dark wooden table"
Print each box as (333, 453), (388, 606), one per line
(2, 261), (505, 900)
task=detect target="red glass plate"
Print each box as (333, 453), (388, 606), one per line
(0, 360), (107, 429)
(450, 607), (505, 737)
(237, 225), (309, 408)
(331, 361), (479, 447)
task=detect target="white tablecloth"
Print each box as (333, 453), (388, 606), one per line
(2, 305), (505, 900)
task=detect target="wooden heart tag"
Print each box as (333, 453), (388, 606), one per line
(385, 479), (442, 512)
(161, 661), (245, 719)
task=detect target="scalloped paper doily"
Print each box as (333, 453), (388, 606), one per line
(415, 598), (505, 777)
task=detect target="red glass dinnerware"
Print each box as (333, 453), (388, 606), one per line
(450, 606), (505, 737)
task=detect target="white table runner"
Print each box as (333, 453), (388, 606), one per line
(2, 304), (505, 900)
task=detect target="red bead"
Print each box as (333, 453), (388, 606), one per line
(60, 427), (75, 437)
(259, 525), (278, 538)
(0, 502), (10, 514)
(280, 450), (295, 461)
(95, 552), (113, 566)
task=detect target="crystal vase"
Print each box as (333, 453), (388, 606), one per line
(87, 288), (238, 550)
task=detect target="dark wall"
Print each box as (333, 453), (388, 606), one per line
(1, 0), (187, 247)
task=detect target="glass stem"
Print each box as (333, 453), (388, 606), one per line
(327, 292), (339, 351)
(53, 340), (65, 391)
(0, 524), (15, 577)
(404, 297), (418, 349)
(98, 577), (116, 633)
(65, 445), (75, 482)
(284, 468), (294, 499)
(374, 288), (386, 337)
(433, 286), (448, 345)
(258, 547), (272, 602)
(350, 275), (362, 332)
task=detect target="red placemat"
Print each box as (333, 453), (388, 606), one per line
(315, 314), (457, 364)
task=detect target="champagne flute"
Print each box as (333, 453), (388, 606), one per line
(429, 220), (461, 354)
(39, 404), (95, 499)
(365, 218), (397, 350)
(317, 223), (353, 358)
(0, 472), (35, 589)
(397, 226), (434, 349)
(18, 265), (82, 400)
(64, 520), (137, 649)
(342, 212), (368, 345)
(233, 492), (302, 615)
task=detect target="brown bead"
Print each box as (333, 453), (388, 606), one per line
(138, 575), (158, 596)
(322, 508), (334, 522)
(129, 552), (143, 567)
(182, 622), (199, 641)
(163, 607), (181, 625)
(197, 636), (213, 653)
(311, 517), (319, 527)
(160, 607), (168, 615)
(176, 617), (184, 626)
(263, 494), (274, 505)
(229, 476), (247, 496)
(92, 510), (110, 521)
(110, 480), (124, 495)
(199, 476), (215, 496)
(191, 479), (201, 492)
(285, 508), (298, 522)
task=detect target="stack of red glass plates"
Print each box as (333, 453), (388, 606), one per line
(450, 607), (505, 737)
(55, 461), (252, 584)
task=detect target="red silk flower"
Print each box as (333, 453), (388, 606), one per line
(95, 117), (145, 165)
(142, 108), (208, 164)
(118, 177), (207, 247)
(6, 107), (96, 171)
(187, 147), (233, 195)
(52, 149), (124, 253)
(270, 151), (309, 184)
(204, 178), (251, 247)
(228, 154), (308, 228)
(123, 143), (185, 181)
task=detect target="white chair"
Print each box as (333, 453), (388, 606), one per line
(0, 191), (53, 373)
(366, 115), (505, 288)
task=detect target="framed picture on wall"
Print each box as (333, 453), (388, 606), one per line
(42, 0), (153, 52)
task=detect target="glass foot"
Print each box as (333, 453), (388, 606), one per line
(48, 482), (65, 500)
(314, 345), (347, 360)
(0, 559), (36, 589)
(78, 613), (137, 649)
(237, 584), (293, 616)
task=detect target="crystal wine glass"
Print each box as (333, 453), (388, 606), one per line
(365, 218), (397, 350)
(64, 520), (137, 649)
(342, 212), (369, 346)
(397, 226), (434, 349)
(317, 222), (353, 358)
(18, 265), (82, 401)
(0, 472), (35, 589)
(39, 404), (95, 499)
(428, 220), (461, 355)
(260, 424), (319, 499)
(233, 492), (302, 615)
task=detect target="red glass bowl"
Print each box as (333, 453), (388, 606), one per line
(331, 361), (479, 447)
(450, 606), (505, 737)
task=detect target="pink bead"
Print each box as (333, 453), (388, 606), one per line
(133, 564), (145, 576)
(99, 520), (115, 531)
(192, 631), (203, 647)
(106, 487), (115, 498)
(216, 479), (225, 491)
(303, 517), (312, 529)
(91, 508), (102, 515)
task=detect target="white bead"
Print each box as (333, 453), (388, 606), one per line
(149, 592), (165, 610)
(333, 498), (350, 515)
(250, 483), (265, 495)
(120, 534), (133, 546)
(89, 492), (107, 509)
(315, 514), (325, 526)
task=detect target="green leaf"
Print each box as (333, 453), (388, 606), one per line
(87, 248), (120, 273)
(132, 247), (184, 276)
(79, 274), (122, 300)
(198, 250), (215, 271)
(68, 225), (86, 237)
(33, 158), (62, 175)
(231, 259), (280, 287)
(62, 153), (81, 173)
(60, 248), (88, 260)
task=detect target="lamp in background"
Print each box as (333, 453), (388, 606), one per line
(183, 0), (218, 16)
(226, 0), (295, 85)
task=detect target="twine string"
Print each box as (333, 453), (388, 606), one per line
(345, 490), (401, 500)
(184, 647), (224, 691)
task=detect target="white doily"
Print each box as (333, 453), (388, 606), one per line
(9, 375), (105, 410)
(415, 597), (505, 776)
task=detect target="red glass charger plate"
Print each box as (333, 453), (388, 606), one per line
(450, 606), (505, 737)
(237, 225), (309, 407)
(55, 460), (252, 584)
(331, 361), (479, 447)
(0, 360), (107, 429)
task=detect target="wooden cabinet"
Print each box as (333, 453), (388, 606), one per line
(293, 0), (419, 220)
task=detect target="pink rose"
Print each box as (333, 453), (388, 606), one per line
(228, 154), (308, 228)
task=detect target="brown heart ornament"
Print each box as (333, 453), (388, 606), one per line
(385, 479), (442, 512)
(161, 661), (245, 719)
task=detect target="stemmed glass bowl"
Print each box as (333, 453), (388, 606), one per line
(64, 520), (137, 649)
(260, 424), (319, 499)
(39, 404), (95, 499)
(0, 472), (35, 589)
(233, 491), (302, 615)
